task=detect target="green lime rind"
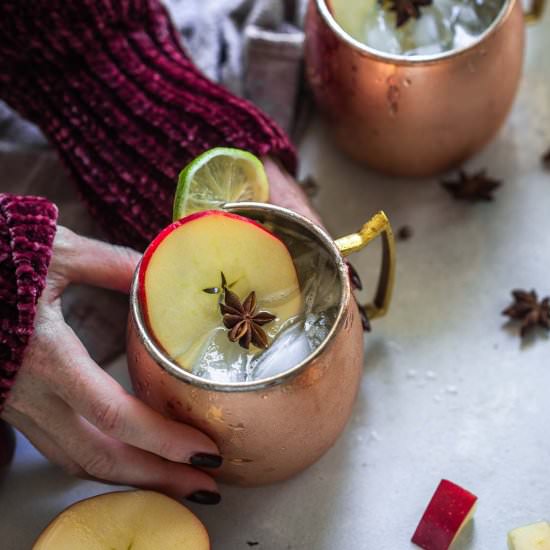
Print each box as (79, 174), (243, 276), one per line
(173, 147), (269, 221)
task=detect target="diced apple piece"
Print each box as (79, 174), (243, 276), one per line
(411, 479), (477, 550)
(139, 210), (302, 367)
(33, 490), (210, 550)
(508, 521), (550, 550)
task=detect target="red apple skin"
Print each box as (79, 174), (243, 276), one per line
(411, 479), (477, 550)
(138, 210), (282, 323)
(0, 420), (16, 472)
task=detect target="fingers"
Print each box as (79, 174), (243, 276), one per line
(52, 323), (220, 465)
(51, 226), (141, 293)
(44, 401), (219, 500)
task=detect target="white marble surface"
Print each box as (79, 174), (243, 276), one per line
(2, 10), (550, 550)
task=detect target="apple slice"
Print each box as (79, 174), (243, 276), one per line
(33, 490), (210, 549)
(508, 521), (550, 550)
(411, 479), (477, 550)
(140, 210), (302, 368)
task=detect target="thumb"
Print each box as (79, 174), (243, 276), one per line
(52, 226), (141, 293)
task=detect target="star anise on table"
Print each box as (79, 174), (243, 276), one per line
(502, 289), (550, 338)
(380, 0), (433, 28)
(397, 225), (413, 241)
(220, 289), (276, 349)
(441, 169), (501, 202)
(299, 175), (320, 198)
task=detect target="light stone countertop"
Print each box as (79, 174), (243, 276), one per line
(1, 9), (550, 550)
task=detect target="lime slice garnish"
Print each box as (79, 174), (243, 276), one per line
(173, 147), (269, 220)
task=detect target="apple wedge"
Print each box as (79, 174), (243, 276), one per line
(508, 521), (550, 550)
(139, 210), (302, 368)
(33, 490), (210, 549)
(411, 479), (477, 550)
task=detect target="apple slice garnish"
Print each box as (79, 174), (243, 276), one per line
(139, 210), (302, 368)
(411, 479), (477, 550)
(33, 490), (210, 549)
(508, 521), (550, 550)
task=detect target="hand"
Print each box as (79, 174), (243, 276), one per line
(1, 227), (221, 504)
(263, 156), (322, 226)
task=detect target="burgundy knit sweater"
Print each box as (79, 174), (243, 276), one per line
(0, 0), (297, 411)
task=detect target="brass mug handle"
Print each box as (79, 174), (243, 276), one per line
(525, 0), (546, 23)
(334, 211), (396, 320)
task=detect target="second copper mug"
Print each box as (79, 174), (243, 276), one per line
(305, 0), (545, 177)
(127, 203), (396, 486)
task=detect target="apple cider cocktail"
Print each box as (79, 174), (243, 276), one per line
(330, 0), (505, 56)
(140, 210), (341, 383)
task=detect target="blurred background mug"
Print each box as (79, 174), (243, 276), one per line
(305, 0), (545, 177)
(127, 203), (395, 486)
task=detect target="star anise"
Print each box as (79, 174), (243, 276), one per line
(381, 0), (433, 28)
(299, 175), (320, 198)
(220, 289), (276, 349)
(542, 148), (550, 168)
(441, 169), (501, 202)
(502, 289), (550, 337)
(397, 225), (413, 241)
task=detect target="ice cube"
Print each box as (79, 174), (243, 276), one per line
(403, 6), (453, 55)
(304, 310), (336, 350)
(364, 10), (402, 54)
(251, 321), (311, 380)
(364, 23), (402, 55)
(192, 328), (255, 383)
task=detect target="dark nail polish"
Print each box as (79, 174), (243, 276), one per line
(190, 453), (223, 468)
(357, 301), (371, 332)
(348, 262), (363, 291)
(187, 490), (221, 505)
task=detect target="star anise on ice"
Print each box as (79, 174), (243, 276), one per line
(220, 289), (276, 349)
(502, 289), (550, 337)
(381, 0), (433, 28)
(441, 169), (501, 202)
(542, 148), (550, 168)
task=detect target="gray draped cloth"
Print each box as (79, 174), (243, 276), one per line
(0, 0), (309, 364)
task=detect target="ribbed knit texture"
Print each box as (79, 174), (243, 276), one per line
(0, 0), (297, 411)
(0, 195), (58, 411)
(0, 0), (297, 251)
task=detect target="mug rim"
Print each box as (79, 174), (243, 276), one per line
(130, 202), (351, 393)
(314, 0), (515, 64)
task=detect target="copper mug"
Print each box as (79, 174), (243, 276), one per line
(305, 0), (545, 177)
(126, 203), (396, 486)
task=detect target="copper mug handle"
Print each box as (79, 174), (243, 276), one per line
(525, 0), (546, 23)
(334, 211), (396, 320)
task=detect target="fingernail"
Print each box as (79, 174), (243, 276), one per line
(348, 262), (363, 291)
(190, 453), (223, 469)
(356, 300), (371, 332)
(187, 490), (221, 505)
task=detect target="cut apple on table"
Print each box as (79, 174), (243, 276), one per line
(411, 479), (477, 550)
(508, 521), (550, 550)
(33, 490), (209, 550)
(140, 210), (302, 368)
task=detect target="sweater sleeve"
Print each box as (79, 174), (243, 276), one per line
(0, 195), (58, 412)
(0, 0), (297, 251)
